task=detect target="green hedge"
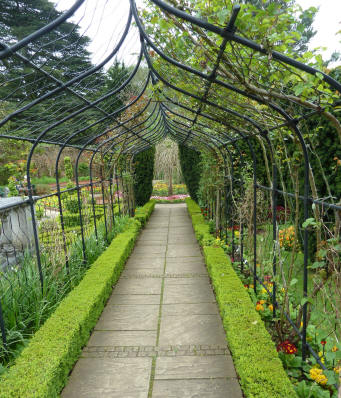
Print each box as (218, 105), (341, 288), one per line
(0, 201), (155, 398)
(186, 198), (297, 398)
(134, 199), (155, 226)
(133, 147), (155, 206)
(178, 144), (201, 202)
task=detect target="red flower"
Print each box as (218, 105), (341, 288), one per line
(277, 340), (297, 354)
(321, 340), (327, 346)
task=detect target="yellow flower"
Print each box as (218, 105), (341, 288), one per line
(234, 231), (240, 237)
(256, 304), (264, 311)
(259, 300), (266, 304)
(261, 288), (267, 294)
(334, 366), (341, 374)
(309, 367), (328, 385)
(268, 304), (273, 311)
(332, 346), (338, 352)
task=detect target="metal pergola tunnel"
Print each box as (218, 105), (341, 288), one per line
(0, 0), (340, 388)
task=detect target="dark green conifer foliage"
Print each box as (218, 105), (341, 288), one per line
(178, 144), (201, 202)
(133, 147), (155, 206)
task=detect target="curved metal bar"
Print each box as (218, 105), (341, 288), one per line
(64, 79), (153, 258)
(0, 40), (142, 125)
(148, 0), (341, 92)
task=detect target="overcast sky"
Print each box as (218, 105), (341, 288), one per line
(296, 0), (341, 61)
(55, 0), (341, 66)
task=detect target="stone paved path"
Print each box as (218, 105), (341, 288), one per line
(62, 204), (243, 398)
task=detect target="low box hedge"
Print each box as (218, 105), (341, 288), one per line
(134, 199), (156, 226)
(0, 200), (155, 398)
(185, 198), (297, 398)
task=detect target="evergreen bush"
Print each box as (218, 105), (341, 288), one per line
(133, 147), (155, 206)
(178, 144), (201, 202)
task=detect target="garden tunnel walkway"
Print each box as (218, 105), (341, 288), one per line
(62, 203), (242, 398)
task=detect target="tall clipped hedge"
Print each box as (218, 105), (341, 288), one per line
(133, 147), (155, 206)
(178, 144), (201, 202)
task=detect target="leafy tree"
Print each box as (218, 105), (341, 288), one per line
(154, 138), (181, 195)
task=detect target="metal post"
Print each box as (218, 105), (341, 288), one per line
(272, 163), (278, 318)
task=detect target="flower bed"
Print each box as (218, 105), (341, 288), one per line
(151, 194), (189, 202)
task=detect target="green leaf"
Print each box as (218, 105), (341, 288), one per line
(308, 261), (325, 269)
(290, 278), (298, 286)
(301, 297), (313, 306)
(324, 370), (337, 385)
(217, 9), (228, 25)
(315, 72), (324, 80)
(302, 218), (316, 229)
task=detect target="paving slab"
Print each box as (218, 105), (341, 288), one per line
(164, 277), (210, 285)
(125, 257), (165, 268)
(114, 278), (162, 294)
(155, 355), (237, 379)
(132, 246), (167, 255)
(107, 294), (160, 305)
(95, 304), (159, 331)
(166, 244), (202, 257)
(166, 256), (205, 265)
(87, 330), (157, 347)
(121, 268), (164, 277)
(165, 261), (207, 275)
(162, 303), (219, 316)
(163, 283), (216, 304)
(159, 314), (227, 346)
(62, 357), (151, 398)
(152, 379), (243, 398)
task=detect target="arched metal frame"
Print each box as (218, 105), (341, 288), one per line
(0, 0), (340, 372)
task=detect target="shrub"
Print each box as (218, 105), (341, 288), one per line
(133, 147), (155, 206)
(78, 162), (89, 177)
(64, 156), (73, 181)
(134, 199), (155, 226)
(64, 195), (81, 214)
(178, 145), (201, 202)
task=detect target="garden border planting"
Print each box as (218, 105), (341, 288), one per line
(186, 198), (297, 398)
(0, 200), (156, 398)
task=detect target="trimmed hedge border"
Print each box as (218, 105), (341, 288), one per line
(134, 199), (156, 226)
(185, 198), (297, 398)
(0, 200), (156, 398)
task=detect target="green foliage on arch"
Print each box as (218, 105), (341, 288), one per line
(178, 144), (202, 202)
(133, 147), (155, 206)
